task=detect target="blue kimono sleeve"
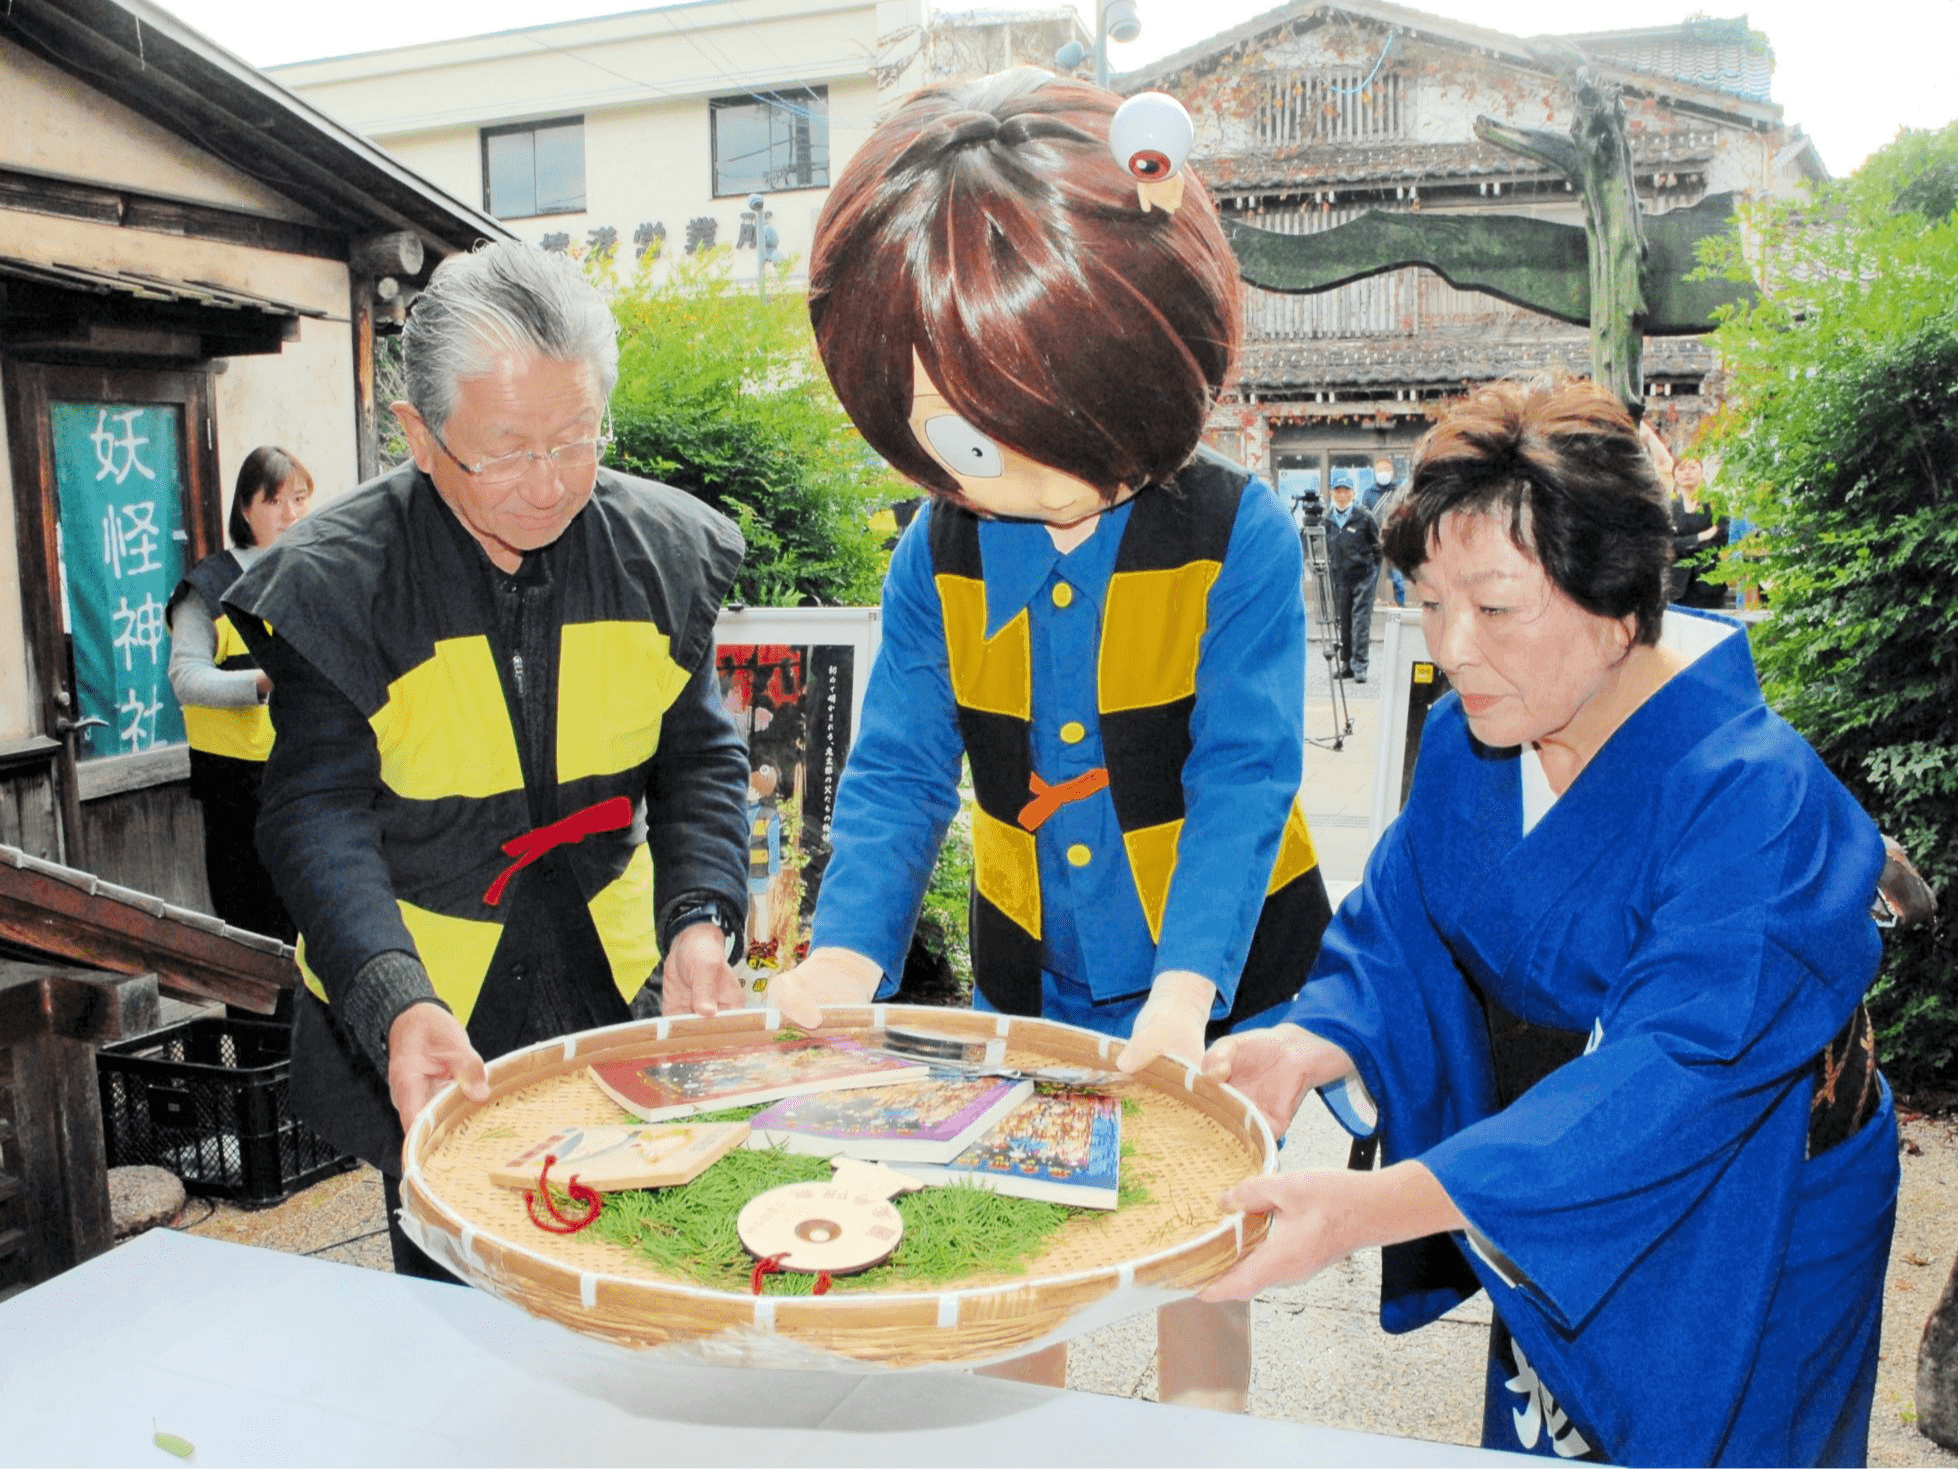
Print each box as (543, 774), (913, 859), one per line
(806, 509), (966, 985)
(1154, 481), (1308, 1003)
(1285, 819), (1498, 1153)
(1281, 816), (1497, 1332)
(1417, 733), (1885, 1336)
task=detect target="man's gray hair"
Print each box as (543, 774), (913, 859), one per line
(401, 241), (619, 432)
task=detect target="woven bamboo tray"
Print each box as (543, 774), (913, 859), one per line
(399, 1004), (1275, 1371)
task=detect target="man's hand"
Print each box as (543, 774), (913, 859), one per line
(386, 1002), (489, 1135)
(661, 922), (745, 1018)
(1200, 1162), (1463, 1303)
(1200, 1023), (1353, 1136)
(767, 947), (882, 1030)
(1115, 970), (1216, 1073)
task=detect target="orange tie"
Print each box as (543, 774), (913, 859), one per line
(1017, 769), (1111, 832)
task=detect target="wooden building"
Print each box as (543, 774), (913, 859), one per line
(1120, 2), (1825, 500)
(0, 0), (507, 905)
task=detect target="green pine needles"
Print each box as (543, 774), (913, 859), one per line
(579, 1102), (1152, 1295)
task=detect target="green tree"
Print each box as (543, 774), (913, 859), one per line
(1701, 123), (1958, 1091)
(597, 247), (902, 606)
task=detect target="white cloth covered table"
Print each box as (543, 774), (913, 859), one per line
(0, 1229), (1529, 1466)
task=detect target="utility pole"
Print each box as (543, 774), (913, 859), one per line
(1057, 1), (1141, 90)
(742, 192), (779, 301)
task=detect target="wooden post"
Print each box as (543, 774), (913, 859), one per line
(0, 962), (158, 1299)
(348, 233), (426, 486)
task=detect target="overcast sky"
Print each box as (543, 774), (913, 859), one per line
(152, 0), (1956, 178)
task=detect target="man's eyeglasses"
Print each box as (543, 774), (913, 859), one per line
(427, 419), (613, 488)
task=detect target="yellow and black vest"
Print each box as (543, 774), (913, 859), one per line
(928, 453), (1332, 1031)
(229, 465), (743, 1026)
(168, 551), (275, 769)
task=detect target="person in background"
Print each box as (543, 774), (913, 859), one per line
(1668, 454), (1730, 608)
(1202, 377), (1896, 1466)
(227, 242), (751, 1280)
(1326, 476), (1382, 682)
(1369, 457), (1407, 606)
(165, 446), (313, 942)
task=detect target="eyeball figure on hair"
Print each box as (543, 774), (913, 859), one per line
(1109, 92), (1193, 214)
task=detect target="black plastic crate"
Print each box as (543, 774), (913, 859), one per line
(96, 1015), (354, 1207)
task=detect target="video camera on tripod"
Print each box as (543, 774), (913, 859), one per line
(1291, 485), (1326, 529)
(1288, 484), (1352, 749)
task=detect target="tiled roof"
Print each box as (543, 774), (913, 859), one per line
(1566, 19), (1774, 104)
(1199, 135), (1721, 195)
(1235, 332), (1716, 390)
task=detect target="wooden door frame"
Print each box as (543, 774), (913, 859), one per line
(3, 359), (221, 864)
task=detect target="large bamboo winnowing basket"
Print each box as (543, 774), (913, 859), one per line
(399, 1004), (1277, 1371)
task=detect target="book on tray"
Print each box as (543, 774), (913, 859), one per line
(743, 1072), (1035, 1164)
(588, 1036), (925, 1122)
(890, 1087), (1123, 1209)
(488, 1121), (750, 1192)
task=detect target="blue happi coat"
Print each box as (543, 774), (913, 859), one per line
(1286, 610), (1898, 1466)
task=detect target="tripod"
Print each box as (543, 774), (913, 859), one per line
(1294, 498), (1353, 751)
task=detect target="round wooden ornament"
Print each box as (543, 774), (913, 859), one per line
(738, 1160), (922, 1275)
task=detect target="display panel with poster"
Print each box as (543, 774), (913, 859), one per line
(713, 607), (880, 994)
(1367, 608), (1453, 841)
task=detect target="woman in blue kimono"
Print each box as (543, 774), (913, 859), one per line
(1201, 377), (1897, 1466)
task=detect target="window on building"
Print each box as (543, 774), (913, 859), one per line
(1255, 71), (1407, 148)
(482, 117), (586, 219)
(710, 87), (829, 196)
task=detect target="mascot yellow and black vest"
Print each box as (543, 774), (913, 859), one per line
(231, 464), (739, 1028)
(168, 551), (275, 790)
(928, 452), (1332, 1032)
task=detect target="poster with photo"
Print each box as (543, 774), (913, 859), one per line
(714, 607), (879, 985)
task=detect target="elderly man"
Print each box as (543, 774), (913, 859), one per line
(227, 242), (750, 1278)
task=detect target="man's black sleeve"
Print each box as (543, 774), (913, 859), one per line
(646, 652), (752, 938)
(255, 635), (424, 1013)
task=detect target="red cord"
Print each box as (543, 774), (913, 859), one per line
(523, 1154), (601, 1234)
(748, 1254), (833, 1295)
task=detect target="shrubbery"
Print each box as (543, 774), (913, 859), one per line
(599, 247), (902, 607)
(1702, 123), (1958, 1092)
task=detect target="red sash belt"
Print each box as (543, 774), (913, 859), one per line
(1017, 768), (1110, 832)
(483, 795), (634, 906)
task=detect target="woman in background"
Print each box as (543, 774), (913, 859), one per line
(1668, 454), (1730, 607)
(166, 445), (312, 941)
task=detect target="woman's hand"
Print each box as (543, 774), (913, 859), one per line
(1200, 1161), (1464, 1302)
(1200, 1023), (1354, 1136)
(767, 947), (883, 1030)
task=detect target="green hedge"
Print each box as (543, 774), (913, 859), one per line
(1702, 125), (1958, 1092)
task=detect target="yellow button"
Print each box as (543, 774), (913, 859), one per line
(1059, 721), (1086, 744)
(1066, 844), (1092, 867)
(1051, 583), (1074, 608)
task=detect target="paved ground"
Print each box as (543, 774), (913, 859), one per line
(165, 625), (1958, 1463)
